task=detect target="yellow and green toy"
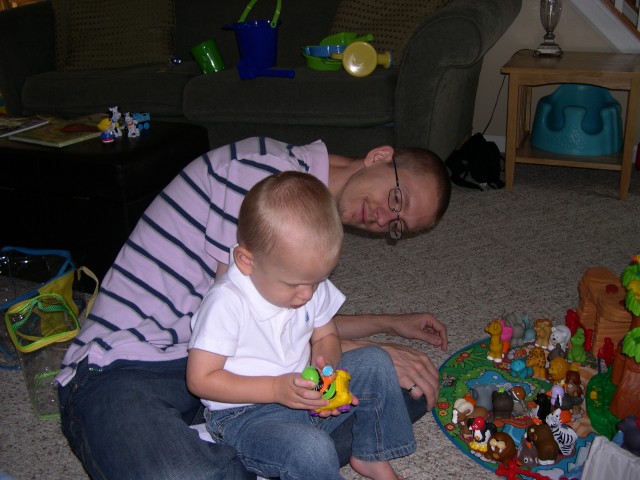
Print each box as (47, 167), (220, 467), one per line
(621, 253), (640, 316)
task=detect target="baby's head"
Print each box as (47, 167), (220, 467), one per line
(235, 171), (344, 308)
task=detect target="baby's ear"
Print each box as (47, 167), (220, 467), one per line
(234, 246), (254, 275)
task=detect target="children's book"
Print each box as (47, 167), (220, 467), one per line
(0, 115), (49, 138)
(8, 114), (104, 147)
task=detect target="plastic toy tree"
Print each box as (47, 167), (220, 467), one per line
(621, 253), (640, 317)
(609, 254), (640, 418)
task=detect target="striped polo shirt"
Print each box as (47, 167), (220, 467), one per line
(57, 137), (329, 386)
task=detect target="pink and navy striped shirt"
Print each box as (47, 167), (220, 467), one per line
(57, 137), (329, 386)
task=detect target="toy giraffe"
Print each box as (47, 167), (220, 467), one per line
(485, 319), (504, 363)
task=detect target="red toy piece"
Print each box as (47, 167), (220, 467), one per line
(495, 458), (552, 480)
(597, 337), (615, 366)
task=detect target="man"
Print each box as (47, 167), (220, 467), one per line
(58, 137), (450, 479)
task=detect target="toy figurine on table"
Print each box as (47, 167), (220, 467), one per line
(301, 365), (352, 415)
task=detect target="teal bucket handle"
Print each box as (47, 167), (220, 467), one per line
(239, 0), (281, 28)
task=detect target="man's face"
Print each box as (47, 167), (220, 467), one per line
(335, 160), (439, 235)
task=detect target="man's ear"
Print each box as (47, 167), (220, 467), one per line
(233, 246), (254, 275)
(363, 146), (394, 167)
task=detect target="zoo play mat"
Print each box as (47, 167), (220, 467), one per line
(432, 338), (600, 479)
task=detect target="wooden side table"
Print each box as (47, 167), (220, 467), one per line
(501, 50), (640, 200)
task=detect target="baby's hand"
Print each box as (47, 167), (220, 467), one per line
(273, 373), (329, 411)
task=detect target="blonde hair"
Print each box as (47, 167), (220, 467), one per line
(237, 171), (343, 260)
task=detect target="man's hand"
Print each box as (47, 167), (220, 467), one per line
(385, 312), (448, 351)
(376, 342), (440, 410)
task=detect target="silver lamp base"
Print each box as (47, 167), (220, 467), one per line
(535, 41), (563, 56)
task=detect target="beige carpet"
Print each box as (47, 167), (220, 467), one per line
(1, 163), (639, 480)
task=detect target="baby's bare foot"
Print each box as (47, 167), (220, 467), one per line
(349, 457), (402, 480)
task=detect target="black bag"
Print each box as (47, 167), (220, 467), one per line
(445, 133), (505, 190)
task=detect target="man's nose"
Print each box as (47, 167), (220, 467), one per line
(375, 206), (395, 227)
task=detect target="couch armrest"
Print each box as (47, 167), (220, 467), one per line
(395, 0), (521, 158)
(0, 1), (56, 115)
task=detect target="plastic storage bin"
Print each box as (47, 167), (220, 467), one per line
(531, 84), (623, 156)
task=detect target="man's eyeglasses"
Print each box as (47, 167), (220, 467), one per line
(388, 156), (403, 240)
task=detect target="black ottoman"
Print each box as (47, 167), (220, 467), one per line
(1, 121), (210, 280)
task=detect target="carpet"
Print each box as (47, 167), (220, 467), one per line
(1, 163), (639, 480)
(432, 337), (600, 479)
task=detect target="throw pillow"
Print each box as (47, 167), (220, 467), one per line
(53, 0), (175, 70)
(329, 0), (451, 65)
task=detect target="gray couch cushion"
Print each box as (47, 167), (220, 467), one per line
(22, 63), (200, 117)
(184, 66), (395, 126)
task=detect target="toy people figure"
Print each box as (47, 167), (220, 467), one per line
(186, 172), (416, 479)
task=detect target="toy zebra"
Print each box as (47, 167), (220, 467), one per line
(545, 408), (577, 456)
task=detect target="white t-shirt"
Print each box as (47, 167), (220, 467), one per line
(189, 246), (345, 411)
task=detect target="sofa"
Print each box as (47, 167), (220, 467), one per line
(0, 0), (521, 158)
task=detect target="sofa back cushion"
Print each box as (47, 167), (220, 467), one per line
(53, 0), (175, 70)
(329, 0), (451, 64)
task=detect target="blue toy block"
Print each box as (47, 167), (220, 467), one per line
(531, 84), (623, 156)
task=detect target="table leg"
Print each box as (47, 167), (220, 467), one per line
(620, 79), (640, 201)
(505, 76), (520, 190)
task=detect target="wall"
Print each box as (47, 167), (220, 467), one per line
(474, 0), (633, 148)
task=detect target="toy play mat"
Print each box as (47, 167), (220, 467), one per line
(432, 339), (600, 479)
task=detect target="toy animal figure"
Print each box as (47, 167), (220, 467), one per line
(467, 417), (498, 458)
(546, 408), (577, 456)
(564, 370), (584, 415)
(484, 431), (517, 466)
(471, 384), (498, 412)
(510, 386), (530, 417)
(452, 398), (489, 438)
(567, 327), (587, 363)
(550, 384), (565, 410)
(617, 416), (640, 456)
(548, 357), (570, 383)
(548, 325), (571, 361)
(485, 319), (504, 363)
(504, 312), (525, 348)
(499, 318), (513, 354)
(550, 325), (571, 352)
(522, 314), (536, 343)
(534, 392), (551, 422)
(108, 105), (122, 138)
(524, 422), (560, 465)
(124, 112), (140, 137)
(517, 433), (540, 468)
(510, 358), (532, 379)
(492, 388), (514, 419)
(534, 318), (553, 349)
(526, 346), (548, 379)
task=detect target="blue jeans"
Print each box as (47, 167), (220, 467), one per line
(59, 349), (426, 479)
(204, 347), (416, 480)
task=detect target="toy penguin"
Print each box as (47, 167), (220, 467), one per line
(467, 417), (498, 458)
(484, 431), (517, 466)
